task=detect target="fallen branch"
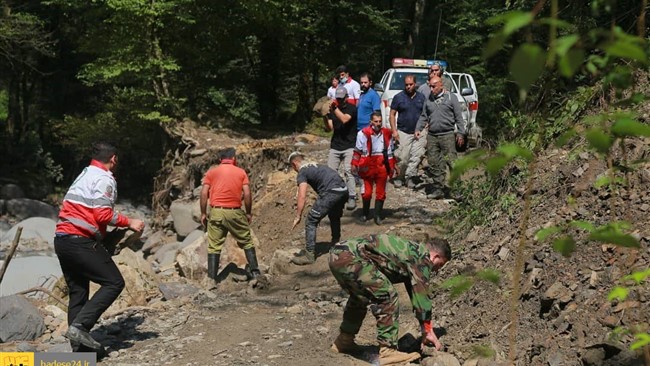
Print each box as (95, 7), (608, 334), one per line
(16, 286), (66, 307)
(0, 227), (23, 284)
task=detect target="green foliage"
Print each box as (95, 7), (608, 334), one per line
(441, 275), (474, 298)
(304, 117), (333, 138)
(0, 89), (7, 121)
(607, 268), (650, 350)
(456, 0), (650, 358)
(509, 43), (546, 92)
(588, 223), (640, 248)
(535, 220), (640, 254)
(476, 269), (501, 284)
(622, 269), (650, 285)
(51, 90), (167, 200)
(552, 236), (576, 257)
(585, 128), (614, 154)
(471, 344), (497, 358)
(631, 333), (650, 351)
(441, 270), (501, 299)
(607, 286), (630, 301)
(207, 87), (260, 126)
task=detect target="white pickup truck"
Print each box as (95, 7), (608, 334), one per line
(374, 58), (482, 147)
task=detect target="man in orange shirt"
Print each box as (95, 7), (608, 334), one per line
(200, 148), (261, 283)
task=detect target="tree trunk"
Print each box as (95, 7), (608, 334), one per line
(257, 33), (281, 125)
(407, 0), (426, 57)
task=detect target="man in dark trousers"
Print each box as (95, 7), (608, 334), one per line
(54, 142), (145, 351)
(289, 152), (349, 265)
(329, 234), (451, 365)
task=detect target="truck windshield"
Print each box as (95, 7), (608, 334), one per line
(389, 71), (457, 93)
(389, 71), (429, 91)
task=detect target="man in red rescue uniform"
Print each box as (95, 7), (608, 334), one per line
(351, 111), (398, 225)
(54, 142), (145, 353)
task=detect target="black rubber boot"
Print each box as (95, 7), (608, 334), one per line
(374, 200), (384, 225)
(362, 199), (371, 222)
(208, 253), (220, 281)
(244, 248), (261, 279)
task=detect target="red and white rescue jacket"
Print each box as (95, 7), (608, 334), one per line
(55, 160), (129, 239)
(351, 126), (396, 179)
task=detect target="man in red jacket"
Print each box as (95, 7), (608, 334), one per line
(351, 111), (398, 225)
(54, 142), (144, 352)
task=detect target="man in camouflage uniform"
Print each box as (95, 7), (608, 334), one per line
(329, 234), (451, 365)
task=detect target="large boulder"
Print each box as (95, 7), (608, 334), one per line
(170, 200), (200, 237)
(176, 234), (207, 280)
(180, 229), (204, 250)
(5, 198), (58, 220)
(0, 255), (62, 296)
(0, 217), (56, 252)
(142, 230), (168, 255)
(50, 248), (160, 315)
(421, 352), (461, 366)
(176, 229), (262, 280)
(0, 184), (25, 199)
(312, 96), (331, 116)
(0, 294), (45, 342)
(99, 248), (159, 312)
(154, 242), (181, 268)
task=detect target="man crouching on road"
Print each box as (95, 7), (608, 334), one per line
(289, 151), (349, 265)
(329, 234), (451, 365)
(200, 147), (262, 283)
(55, 142), (145, 353)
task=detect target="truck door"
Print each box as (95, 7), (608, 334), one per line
(457, 73), (478, 128)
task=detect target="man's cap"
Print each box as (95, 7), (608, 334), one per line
(288, 151), (304, 164)
(430, 61), (444, 71)
(335, 87), (347, 99)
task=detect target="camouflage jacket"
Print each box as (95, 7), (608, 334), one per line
(348, 234), (436, 321)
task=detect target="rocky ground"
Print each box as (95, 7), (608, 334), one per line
(1, 127), (649, 365)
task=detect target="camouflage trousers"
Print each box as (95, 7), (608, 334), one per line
(328, 241), (400, 347)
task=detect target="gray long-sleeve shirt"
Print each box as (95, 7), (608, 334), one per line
(415, 91), (465, 136)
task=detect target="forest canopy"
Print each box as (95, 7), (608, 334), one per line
(0, 0), (647, 200)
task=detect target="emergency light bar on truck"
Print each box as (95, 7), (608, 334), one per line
(391, 58), (448, 69)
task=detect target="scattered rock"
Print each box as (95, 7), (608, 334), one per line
(421, 351), (461, 366)
(4, 198), (58, 220)
(277, 340), (293, 347)
(176, 233), (207, 280)
(0, 295), (45, 342)
(142, 230), (168, 255)
(170, 200), (200, 237)
(0, 217), (56, 250)
(540, 282), (574, 316)
(159, 282), (200, 300)
(269, 248), (301, 275)
(0, 184), (25, 199)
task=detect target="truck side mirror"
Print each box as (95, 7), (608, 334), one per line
(374, 83), (385, 93)
(461, 87), (474, 96)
